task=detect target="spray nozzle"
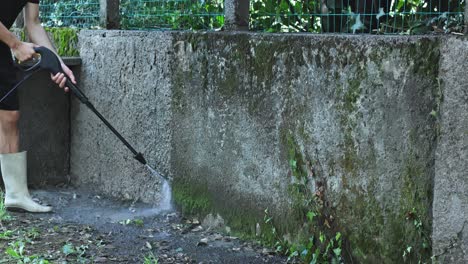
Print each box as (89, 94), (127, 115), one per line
(134, 152), (147, 165)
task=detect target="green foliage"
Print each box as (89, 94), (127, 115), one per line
(40, 0), (99, 28)
(249, 0), (465, 33)
(120, 0), (224, 30)
(45, 27), (79, 57)
(263, 208), (344, 264)
(143, 252), (159, 264)
(250, 0), (321, 32)
(61, 242), (89, 261)
(119, 218), (145, 227)
(0, 191), (12, 222)
(258, 133), (345, 263)
(5, 241), (50, 264)
(17, 27), (79, 56)
(402, 208), (432, 262)
(38, 0), (464, 33)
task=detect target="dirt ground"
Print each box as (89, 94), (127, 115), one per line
(0, 187), (287, 263)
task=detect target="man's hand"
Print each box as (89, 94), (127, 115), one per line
(50, 63), (76, 93)
(11, 42), (38, 62)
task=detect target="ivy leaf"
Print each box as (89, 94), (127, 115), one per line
(335, 232), (342, 241)
(5, 247), (20, 258)
(319, 233), (326, 243)
(306, 211), (317, 221)
(62, 243), (75, 256)
(333, 247), (342, 256)
(289, 159), (297, 170)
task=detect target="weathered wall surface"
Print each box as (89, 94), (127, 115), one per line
(75, 31), (467, 262)
(433, 37), (468, 263)
(18, 60), (79, 185)
(169, 33), (438, 262)
(71, 31), (173, 203)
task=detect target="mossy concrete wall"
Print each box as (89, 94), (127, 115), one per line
(75, 31), (467, 262)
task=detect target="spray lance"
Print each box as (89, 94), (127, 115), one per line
(5, 46), (166, 180)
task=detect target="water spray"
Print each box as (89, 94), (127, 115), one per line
(9, 46), (167, 181)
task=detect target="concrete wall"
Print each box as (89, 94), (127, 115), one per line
(74, 31), (467, 262)
(18, 59), (80, 185)
(71, 32), (172, 203)
(433, 37), (468, 262)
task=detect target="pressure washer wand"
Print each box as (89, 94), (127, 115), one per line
(73, 87), (147, 165)
(33, 47), (151, 171)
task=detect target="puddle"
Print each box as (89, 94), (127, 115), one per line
(33, 188), (173, 226)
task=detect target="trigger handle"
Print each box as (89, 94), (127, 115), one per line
(33, 46), (63, 75)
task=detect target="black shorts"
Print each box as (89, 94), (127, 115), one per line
(0, 43), (19, 111)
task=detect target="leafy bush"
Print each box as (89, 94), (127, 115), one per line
(249, 0), (466, 33)
(120, 0), (224, 30)
(38, 0), (465, 33)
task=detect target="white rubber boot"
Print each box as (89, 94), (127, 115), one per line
(0, 151), (52, 213)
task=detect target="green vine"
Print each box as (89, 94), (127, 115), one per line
(402, 207), (432, 263)
(260, 132), (345, 263)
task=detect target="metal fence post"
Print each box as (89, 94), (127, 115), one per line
(100, 0), (120, 29)
(224, 0), (249, 30)
(465, 1), (468, 34)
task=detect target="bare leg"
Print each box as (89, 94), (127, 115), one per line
(0, 110), (19, 154)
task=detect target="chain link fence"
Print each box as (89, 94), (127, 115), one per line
(251, 0), (466, 33)
(38, 0), (465, 34)
(120, 0), (224, 30)
(39, 0), (100, 28)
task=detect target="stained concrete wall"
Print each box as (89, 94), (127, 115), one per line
(18, 59), (80, 185)
(71, 32), (172, 203)
(74, 31), (467, 262)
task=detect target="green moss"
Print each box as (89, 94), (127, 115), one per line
(182, 32), (205, 52)
(341, 191), (385, 263)
(168, 34), (439, 263)
(171, 58), (189, 114)
(404, 39), (440, 78)
(172, 174), (266, 239)
(335, 73), (366, 177)
(251, 41), (276, 83)
(343, 79), (362, 113)
(284, 133), (307, 181)
(395, 154), (432, 262)
(172, 178), (212, 215)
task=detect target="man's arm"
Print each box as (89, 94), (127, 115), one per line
(24, 3), (76, 89)
(0, 21), (37, 62)
(0, 22), (21, 49)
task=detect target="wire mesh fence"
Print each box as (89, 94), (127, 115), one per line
(37, 0), (465, 34)
(250, 0), (466, 34)
(120, 0), (224, 30)
(39, 0), (100, 28)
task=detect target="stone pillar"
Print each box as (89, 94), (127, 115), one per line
(100, 0), (120, 29)
(432, 37), (468, 262)
(224, 0), (249, 30)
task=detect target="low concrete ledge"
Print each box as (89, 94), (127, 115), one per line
(62, 57), (82, 66)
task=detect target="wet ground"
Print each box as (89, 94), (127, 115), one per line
(0, 187), (286, 263)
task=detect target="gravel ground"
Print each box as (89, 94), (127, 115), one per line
(0, 187), (287, 264)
